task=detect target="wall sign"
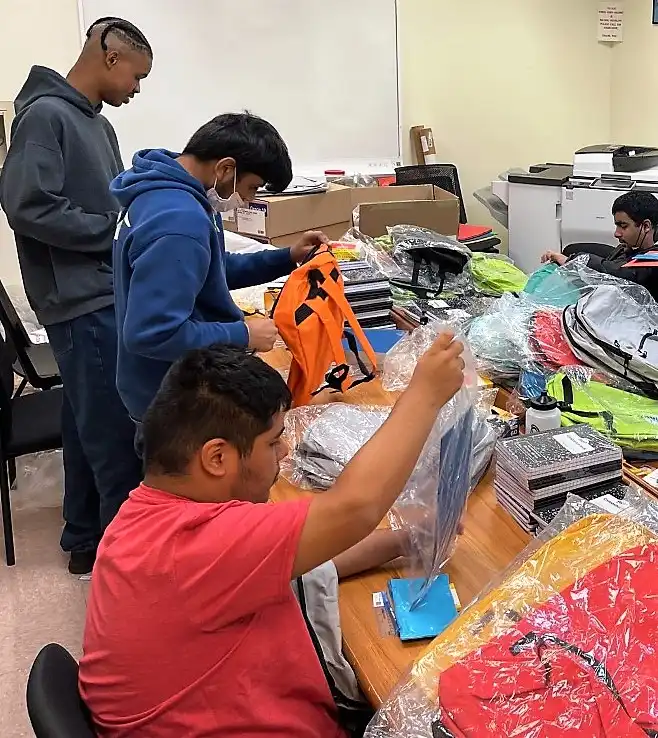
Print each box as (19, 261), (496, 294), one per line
(598, 2), (624, 42)
(654, 0), (658, 24)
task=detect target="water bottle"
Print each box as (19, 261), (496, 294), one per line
(525, 392), (562, 434)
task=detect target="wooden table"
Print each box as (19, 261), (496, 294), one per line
(624, 461), (658, 499)
(266, 348), (530, 706)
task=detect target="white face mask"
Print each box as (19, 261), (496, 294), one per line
(207, 170), (245, 213)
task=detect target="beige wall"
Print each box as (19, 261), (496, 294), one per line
(0, 0), (616, 286)
(398, 0), (613, 233)
(0, 0), (81, 287)
(610, 0), (658, 143)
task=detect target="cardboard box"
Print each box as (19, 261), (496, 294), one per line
(410, 126), (438, 165)
(223, 184), (352, 246)
(350, 184), (438, 210)
(355, 185), (460, 238)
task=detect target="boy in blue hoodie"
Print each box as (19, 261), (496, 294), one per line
(113, 113), (327, 423)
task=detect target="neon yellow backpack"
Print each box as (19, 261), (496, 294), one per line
(546, 373), (658, 456)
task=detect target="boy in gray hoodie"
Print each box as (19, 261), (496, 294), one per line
(0, 17), (152, 573)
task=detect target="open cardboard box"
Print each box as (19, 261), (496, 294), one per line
(222, 184), (352, 247)
(353, 185), (460, 239)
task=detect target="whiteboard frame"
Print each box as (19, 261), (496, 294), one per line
(76, 0), (404, 175)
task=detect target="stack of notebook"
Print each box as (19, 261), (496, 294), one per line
(494, 425), (623, 534)
(341, 260), (395, 329)
(530, 482), (629, 532)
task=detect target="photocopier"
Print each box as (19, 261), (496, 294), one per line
(476, 145), (658, 274)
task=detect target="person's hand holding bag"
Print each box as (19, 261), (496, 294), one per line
(246, 317), (279, 353)
(290, 231), (330, 264)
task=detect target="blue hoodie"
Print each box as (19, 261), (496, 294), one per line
(112, 149), (295, 421)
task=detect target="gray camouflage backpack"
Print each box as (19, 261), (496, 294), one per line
(562, 284), (658, 397)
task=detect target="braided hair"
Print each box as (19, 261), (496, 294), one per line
(86, 16), (152, 58)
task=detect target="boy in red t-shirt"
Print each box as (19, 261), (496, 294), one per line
(79, 336), (465, 737)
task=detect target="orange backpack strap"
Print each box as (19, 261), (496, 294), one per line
(316, 273), (379, 370)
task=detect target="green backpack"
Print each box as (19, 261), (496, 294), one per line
(546, 373), (658, 456)
(469, 254), (528, 296)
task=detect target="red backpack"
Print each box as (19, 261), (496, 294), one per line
(433, 542), (658, 737)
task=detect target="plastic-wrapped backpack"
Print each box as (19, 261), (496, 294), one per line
(365, 495), (658, 738)
(529, 309), (584, 371)
(388, 226), (471, 296)
(546, 373), (658, 459)
(468, 254), (527, 297)
(562, 283), (658, 397)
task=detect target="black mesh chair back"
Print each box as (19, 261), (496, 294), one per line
(395, 164), (468, 224)
(562, 242), (616, 260)
(27, 644), (96, 738)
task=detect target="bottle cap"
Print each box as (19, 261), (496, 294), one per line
(529, 392), (558, 411)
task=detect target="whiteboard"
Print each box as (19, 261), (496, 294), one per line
(79, 0), (401, 174)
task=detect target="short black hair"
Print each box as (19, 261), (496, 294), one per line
(612, 191), (658, 228)
(143, 345), (292, 476)
(87, 16), (152, 58)
(183, 113), (293, 193)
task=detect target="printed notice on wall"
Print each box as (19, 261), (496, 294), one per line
(598, 2), (624, 42)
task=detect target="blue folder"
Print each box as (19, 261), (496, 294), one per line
(388, 575), (458, 641)
(342, 328), (405, 356)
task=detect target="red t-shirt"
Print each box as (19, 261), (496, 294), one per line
(79, 484), (345, 738)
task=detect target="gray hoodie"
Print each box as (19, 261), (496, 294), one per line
(0, 66), (123, 325)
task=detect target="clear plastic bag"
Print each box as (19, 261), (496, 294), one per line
(365, 489), (658, 737)
(469, 388), (503, 491)
(546, 367), (658, 460)
(280, 403), (390, 490)
(562, 280), (658, 398)
(469, 252), (527, 296)
(330, 173), (378, 188)
(283, 322), (478, 604)
(382, 322), (479, 602)
(465, 292), (536, 382)
(14, 450), (63, 512)
(339, 227), (404, 281)
(387, 226), (473, 297)
(382, 321), (477, 395)
(523, 254), (631, 308)
(390, 225), (471, 259)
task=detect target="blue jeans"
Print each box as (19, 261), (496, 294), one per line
(45, 306), (143, 553)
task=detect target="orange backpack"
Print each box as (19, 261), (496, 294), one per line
(272, 245), (378, 407)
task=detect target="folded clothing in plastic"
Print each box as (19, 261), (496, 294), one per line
(547, 373), (658, 458)
(365, 510), (658, 738)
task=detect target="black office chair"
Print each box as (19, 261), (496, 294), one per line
(27, 644), (96, 738)
(395, 164), (468, 224)
(0, 279), (60, 395)
(0, 334), (63, 565)
(562, 242), (616, 260)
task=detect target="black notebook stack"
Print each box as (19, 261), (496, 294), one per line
(340, 261), (395, 329)
(494, 425), (623, 534)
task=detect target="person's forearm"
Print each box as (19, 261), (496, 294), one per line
(328, 387), (443, 530)
(333, 529), (408, 579)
